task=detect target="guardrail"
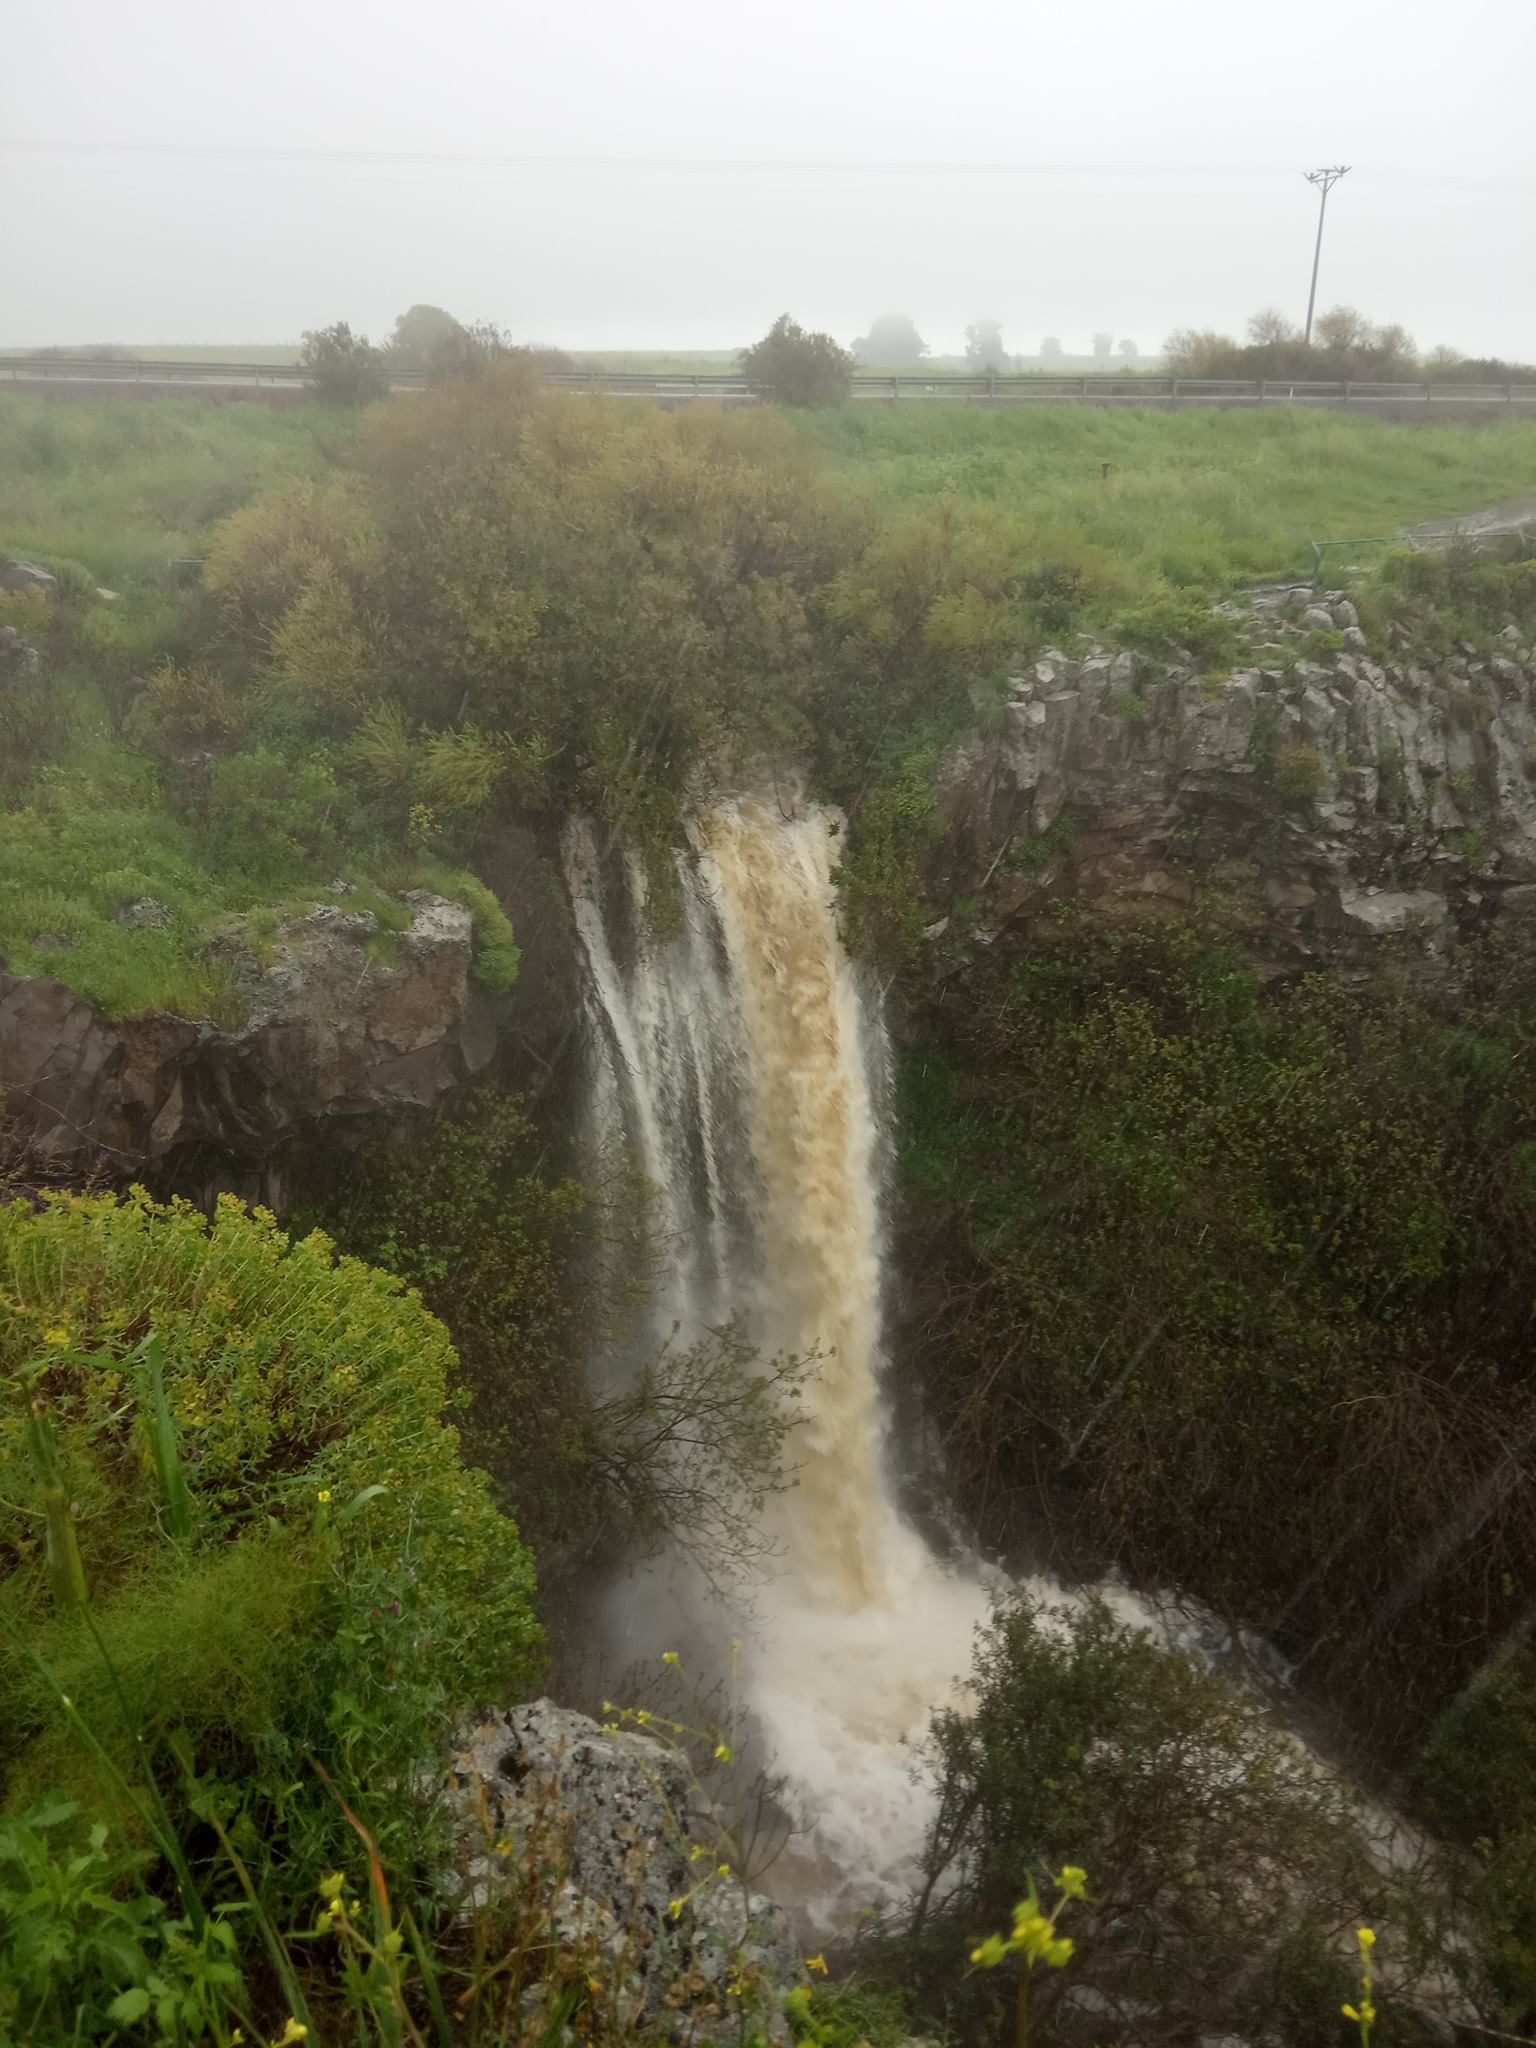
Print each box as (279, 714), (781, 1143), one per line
(5, 357), (1536, 408)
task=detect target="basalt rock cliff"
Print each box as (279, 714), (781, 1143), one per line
(933, 584), (1536, 979)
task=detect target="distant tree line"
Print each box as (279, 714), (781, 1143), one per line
(1166, 305), (1534, 382)
(298, 305), (575, 404)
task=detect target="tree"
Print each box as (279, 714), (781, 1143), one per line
(1163, 327), (1232, 376)
(851, 313), (928, 366)
(898, 1595), (1455, 2047)
(1248, 305), (1299, 347)
(1117, 337), (1138, 359)
(388, 302), (465, 367)
(298, 320), (390, 405)
(739, 313), (854, 406)
(1314, 303), (1370, 354)
(1092, 331), (1113, 359)
(1039, 335), (1064, 361)
(963, 318), (1005, 371)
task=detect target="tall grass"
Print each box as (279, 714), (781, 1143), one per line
(796, 404), (1536, 596)
(0, 397), (347, 587)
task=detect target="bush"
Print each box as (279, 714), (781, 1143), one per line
(1275, 741), (1327, 800)
(740, 314), (855, 407)
(894, 1595), (1440, 2046)
(897, 916), (1536, 1755)
(298, 321), (390, 406)
(0, 1190), (541, 1910)
(1117, 586), (1240, 663)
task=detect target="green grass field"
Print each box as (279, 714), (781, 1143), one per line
(6, 391), (1533, 600)
(0, 398), (348, 586)
(796, 403), (1536, 591)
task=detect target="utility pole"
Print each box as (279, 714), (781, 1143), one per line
(1302, 165), (1350, 345)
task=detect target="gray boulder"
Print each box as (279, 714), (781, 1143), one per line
(1, 559), (58, 595)
(113, 896), (172, 930)
(0, 624), (41, 684)
(446, 1699), (803, 2044)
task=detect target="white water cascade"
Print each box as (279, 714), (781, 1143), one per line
(565, 798), (995, 1926)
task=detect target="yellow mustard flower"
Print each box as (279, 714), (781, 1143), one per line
(805, 1953), (829, 1975)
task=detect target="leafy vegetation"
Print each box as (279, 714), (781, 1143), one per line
(740, 314), (855, 407)
(898, 915), (1536, 1773)
(0, 1189), (547, 2031)
(875, 1596), (1447, 2048)
(299, 322), (391, 406)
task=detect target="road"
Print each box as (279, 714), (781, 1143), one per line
(5, 358), (1536, 414)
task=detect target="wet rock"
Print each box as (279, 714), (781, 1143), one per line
(0, 891), (498, 1184)
(113, 896), (172, 929)
(934, 596), (1536, 982)
(447, 1700), (802, 2043)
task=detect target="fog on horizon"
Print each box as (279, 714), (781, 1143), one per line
(4, 0), (1534, 360)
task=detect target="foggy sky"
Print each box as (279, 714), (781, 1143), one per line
(4, 0), (1534, 358)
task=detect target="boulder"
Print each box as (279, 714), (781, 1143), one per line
(0, 559), (57, 596)
(0, 624), (42, 684)
(446, 1700), (802, 2043)
(112, 896), (172, 930)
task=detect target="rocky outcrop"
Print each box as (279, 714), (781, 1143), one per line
(0, 623), (42, 687)
(446, 1700), (803, 2043)
(0, 560), (57, 597)
(0, 892), (497, 1189)
(935, 586), (1536, 977)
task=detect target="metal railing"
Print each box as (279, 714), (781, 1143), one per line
(4, 357), (1536, 408)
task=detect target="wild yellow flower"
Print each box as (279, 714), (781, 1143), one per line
(716, 1862), (731, 1879)
(714, 1742), (733, 1762)
(805, 1953), (828, 1975)
(317, 1489), (332, 1504)
(42, 1326), (70, 1347)
(668, 1898), (685, 1919)
(1357, 1926), (1376, 1951)
(636, 1709), (652, 1725)
(662, 1650), (679, 1665)
(1057, 1865), (1087, 1899)
(275, 2022), (309, 2046)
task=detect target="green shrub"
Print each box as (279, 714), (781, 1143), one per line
(0, 1190), (541, 1911)
(739, 314), (855, 407)
(897, 915), (1536, 1754)
(298, 321), (390, 407)
(0, 1801), (244, 2045)
(1118, 587), (1240, 664)
(891, 1595), (1433, 2047)
(1275, 741), (1327, 800)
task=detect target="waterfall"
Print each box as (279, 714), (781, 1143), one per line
(566, 798), (992, 1927)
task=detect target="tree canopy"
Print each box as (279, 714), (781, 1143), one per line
(852, 312), (928, 365)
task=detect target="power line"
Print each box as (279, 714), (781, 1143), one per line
(1, 137), (1306, 175)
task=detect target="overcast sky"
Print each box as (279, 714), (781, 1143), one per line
(4, 0), (1533, 357)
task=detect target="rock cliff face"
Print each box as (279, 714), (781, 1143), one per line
(0, 893), (496, 1194)
(934, 585), (1536, 976)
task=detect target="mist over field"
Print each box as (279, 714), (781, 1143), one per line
(5, 0), (1534, 357)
